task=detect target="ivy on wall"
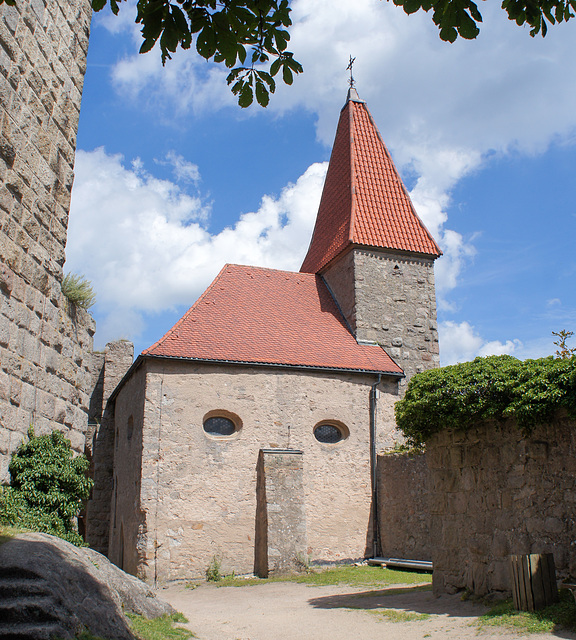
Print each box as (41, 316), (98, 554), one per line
(395, 355), (576, 446)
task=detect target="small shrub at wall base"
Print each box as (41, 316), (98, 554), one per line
(205, 556), (222, 582)
(395, 355), (576, 446)
(0, 428), (93, 546)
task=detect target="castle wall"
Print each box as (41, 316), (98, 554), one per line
(428, 414), (576, 597)
(108, 358), (145, 577)
(377, 451), (430, 561)
(86, 340), (134, 554)
(323, 248), (439, 391)
(0, 0), (95, 481)
(112, 358), (399, 583)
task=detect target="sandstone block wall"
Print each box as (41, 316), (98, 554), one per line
(0, 0), (95, 480)
(111, 359), (399, 583)
(86, 340), (135, 555)
(428, 415), (576, 597)
(323, 248), (439, 390)
(377, 452), (430, 561)
(254, 449), (307, 577)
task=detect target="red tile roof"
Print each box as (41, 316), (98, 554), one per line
(143, 264), (403, 375)
(301, 91), (442, 274)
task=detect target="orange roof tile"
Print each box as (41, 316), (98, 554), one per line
(143, 264), (403, 375)
(301, 90), (442, 274)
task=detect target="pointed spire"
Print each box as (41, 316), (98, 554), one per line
(346, 86), (364, 103)
(300, 93), (441, 274)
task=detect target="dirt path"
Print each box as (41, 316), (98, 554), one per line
(161, 582), (575, 640)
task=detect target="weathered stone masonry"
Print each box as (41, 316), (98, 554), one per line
(323, 247), (439, 389)
(109, 359), (400, 582)
(377, 451), (430, 562)
(0, 0), (96, 480)
(428, 414), (576, 597)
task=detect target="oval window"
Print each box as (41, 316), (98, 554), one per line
(314, 423), (345, 444)
(204, 416), (236, 436)
(202, 411), (243, 438)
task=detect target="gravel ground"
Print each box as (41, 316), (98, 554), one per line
(161, 581), (576, 640)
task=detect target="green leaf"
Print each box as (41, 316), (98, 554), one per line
(457, 12), (480, 38)
(226, 67), (244, 83)
(238, 83), (254, 108)
(274, 29), (290, 52)
(285, 55), (303, 73)
(439, 24), (458, 41)
(468, 1), (483, 22)
(91, 0), (107, 11)
(258, 71), (276, 92)
(140, 37), (157, 54)
(282, 64), (293, 85)
(402, 0), (425, 14)
(231, 80), (243, 95)
(188, 8), (209, 33)
(196, 25), (217, 59)
(270, 58), (281, 77)
(255, 79), (270, 106)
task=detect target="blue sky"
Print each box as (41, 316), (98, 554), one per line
(66, 0), (576, 365)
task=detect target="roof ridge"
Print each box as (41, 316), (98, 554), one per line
(348, 100), (358, 244)
(361, 105), (442, 256)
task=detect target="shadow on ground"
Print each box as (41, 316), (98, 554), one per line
(308, 584), (576, 639)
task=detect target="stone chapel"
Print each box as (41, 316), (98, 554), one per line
(104, 88), (442, 584)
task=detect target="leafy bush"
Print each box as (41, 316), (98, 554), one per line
(61, 273), (96, 309)
(395, 355), (576, 446)
(0, 428), (93, 546)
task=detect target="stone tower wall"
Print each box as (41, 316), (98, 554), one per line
(323, 247), (439, 389)
(0, 0), (94, 481)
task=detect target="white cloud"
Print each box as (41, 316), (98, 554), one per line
(68, 147), (470, 348)
(157, 151), (201, 184)
(102, 0), (576, 168)
(439, 321), (522, 365)
(97, 0), (576, 302)
(67, 148), (326, 345)
(83, 1), (576, 354)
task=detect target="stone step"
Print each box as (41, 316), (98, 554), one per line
(0, 598), (60, 625)
(0, 581), (51, 599)
(0, 621), (69, 640)
(0, 568), (41, 582)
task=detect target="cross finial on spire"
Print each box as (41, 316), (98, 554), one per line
(347, 55), (356, 89)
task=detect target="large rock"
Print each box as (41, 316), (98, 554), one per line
(0, 532), (174, 640)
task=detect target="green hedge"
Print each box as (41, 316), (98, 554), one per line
(0, 428), (93, 546)
(395, 355), (576, 446)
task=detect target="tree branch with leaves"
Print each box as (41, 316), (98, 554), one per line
(2, 0), (574, 105)
(96, 0), (302, 107)
(390, 0), (576, 42)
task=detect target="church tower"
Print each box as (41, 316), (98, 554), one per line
(301, 88), (442, 385)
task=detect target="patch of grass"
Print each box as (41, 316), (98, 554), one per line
(477, 590), (576, 634)
(75, 631), (107, 640)
(61, 273), (96, 309)
(212, 565), (433, 588)
(127, 613), (194, 640)
(365, 608), (431, 623)
(0, 523), (26, 546)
